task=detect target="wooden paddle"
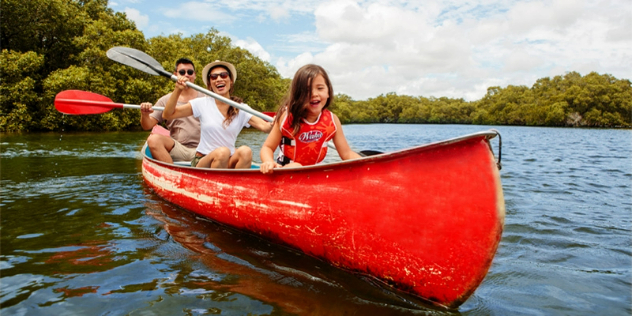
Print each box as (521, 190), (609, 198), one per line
(105, 46), (382, 157)
(55, 90), (164, 115)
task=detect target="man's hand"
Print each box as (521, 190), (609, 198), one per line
(140, 102), (153, 114)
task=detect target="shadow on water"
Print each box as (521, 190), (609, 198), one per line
(142, 191), (457, 316)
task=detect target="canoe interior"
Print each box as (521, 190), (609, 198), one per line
(143, 145), (261, 168)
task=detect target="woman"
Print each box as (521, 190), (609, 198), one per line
(163, 60), (272, 169)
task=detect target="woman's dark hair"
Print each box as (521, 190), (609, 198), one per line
(275, 64), (334, 135)
(208, 65), (241, 128)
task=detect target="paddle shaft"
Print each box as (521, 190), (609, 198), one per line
(56, 98), (165, 111)
(158, 71), (274, 122)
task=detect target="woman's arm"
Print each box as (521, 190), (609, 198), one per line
(259, 120), (283, 174)
(162, 77), (194, 120)
(331, 114), (362, 161)
(248, 116), (273, 133)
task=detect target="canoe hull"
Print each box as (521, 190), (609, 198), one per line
(141, 131), (505, 309)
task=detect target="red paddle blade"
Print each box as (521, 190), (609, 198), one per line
(55, 90), (122, 115)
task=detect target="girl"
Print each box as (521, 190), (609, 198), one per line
(163, 60), (272, 169)
(260, 64), (361, 174)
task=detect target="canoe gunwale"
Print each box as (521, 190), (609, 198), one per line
(142, 130), (502, 173)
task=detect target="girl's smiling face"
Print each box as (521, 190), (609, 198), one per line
(304, 74), (329, 122)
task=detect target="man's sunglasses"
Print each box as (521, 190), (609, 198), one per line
(178, 69), (195, 76)
(209, 72), (229, 80)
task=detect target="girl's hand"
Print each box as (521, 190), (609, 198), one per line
(175, 76), (188, 91)
(260, 161), (280, 174)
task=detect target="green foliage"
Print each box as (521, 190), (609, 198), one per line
(331, 72), (630, 127)
(0, 0), (629, 132)
(0, 0), (148, 131)
(329, 94), (354, 123)
(40, 65), (138, 131)
(0, 0), (285, 132)
(0, 50), (44, 131)
(144, 31), (287, 111)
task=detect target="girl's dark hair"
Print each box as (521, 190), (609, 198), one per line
(207, 65), (241, 128)
(275, 64), (334, 135)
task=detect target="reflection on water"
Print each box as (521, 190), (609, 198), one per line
(143, 197), (433, 315)
(1, 126), (630, 315)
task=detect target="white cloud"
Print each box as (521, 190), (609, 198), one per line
(124, 8), (149, 29)
(276, 52), (315, 76)
(112, 0), (142, 6)
(234, 38), (271, 62)
(506, 0), (583, 34)
(200, 0), (319, 15)
(502, 49), (545, 72)
(111, 0), (632, 101)
(168, 0), (319, 21)
(267, 7), (290, 21)
(274, 0), (632, 100)
(162, 2), (237, 23)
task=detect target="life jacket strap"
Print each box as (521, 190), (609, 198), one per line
(281, 136), (295, 146)
(276, 155), (291, 166)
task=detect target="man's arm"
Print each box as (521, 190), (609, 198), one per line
(140, 102), (159, 130)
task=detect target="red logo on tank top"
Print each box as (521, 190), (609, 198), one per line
(298, 131), (323, 143)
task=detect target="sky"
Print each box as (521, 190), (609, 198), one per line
(108, 0), (631, 101)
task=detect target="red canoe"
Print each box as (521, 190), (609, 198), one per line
(141, 130), (505, 309)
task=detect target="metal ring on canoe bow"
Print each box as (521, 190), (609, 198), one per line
(487, 129), (502, 170)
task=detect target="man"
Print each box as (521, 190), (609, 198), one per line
(140, 58), (204, 163)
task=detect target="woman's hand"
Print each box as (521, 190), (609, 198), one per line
(248, 116), (274, 133)
(260, 161), (280, 174)
(175, 75), (188, 91)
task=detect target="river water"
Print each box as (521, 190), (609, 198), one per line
(1, 124), (630, 315)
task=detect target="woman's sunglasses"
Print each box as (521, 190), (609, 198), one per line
(209, 72), (229, 80)
(178, 69), (195, 76)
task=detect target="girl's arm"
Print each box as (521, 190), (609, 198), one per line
(259, 119), (283, 174)
(248, 116), (273, 133)
(331, 114), (362, 161)
(162, 76), (194, 120)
